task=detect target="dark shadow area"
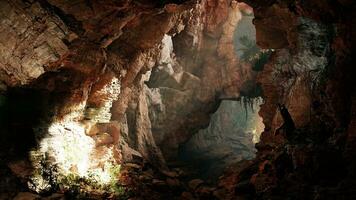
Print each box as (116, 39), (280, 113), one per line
(240, 81), (263, 99)
(0, 88), (48, 161)
(0, 87), (52, 195)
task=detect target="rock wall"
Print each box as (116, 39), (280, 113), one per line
(177, 10), (265, 181)
(0, 0), (256, 196)
(215, 0), (356, 199)
(0, 0), (70, 86)
(1, 0), (353, 199)
(145, 1), (245, 161)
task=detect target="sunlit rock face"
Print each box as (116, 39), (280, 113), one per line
(27, 74), (121, 193)
(180, 99), (264, 179)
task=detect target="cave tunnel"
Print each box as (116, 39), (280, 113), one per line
(178, 98), (264, 181)
(177, 9), (266, 182)
(0, 0), (355, 199)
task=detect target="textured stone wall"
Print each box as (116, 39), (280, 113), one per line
(0, 0), (257, 196)
(0, 0), (70, 86)
(0, 0), (353, 199)
(215, 0), (356, 199)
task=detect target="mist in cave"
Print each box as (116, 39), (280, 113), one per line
(179, 98), (264, 180)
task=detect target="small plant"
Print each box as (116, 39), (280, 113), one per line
(237, 35), (273, 71)
(252, 50), (273, 71)
(28, 151), (60, 194)
(108, 164), (130, 197)
(237, 35), (260, 61)
(55, 163), (130, 198)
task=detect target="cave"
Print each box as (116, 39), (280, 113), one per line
(177, 10), (265, 182)
(0, 0), (355, 200)
(178, 98), (264, 181)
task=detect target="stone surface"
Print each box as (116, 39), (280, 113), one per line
(0, 0), (70, 86)
(216, 0), (355, 199)
(0, 0), (354, 199)
(93, 132), (114, 146)
(13, 192), (40, 200)
(0, 0), (253, 198)
(188, 179), (204, 190)
(181, 191), (195, 200)
(8, 160), (33, 178)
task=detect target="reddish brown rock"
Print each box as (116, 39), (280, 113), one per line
(7, 160), (33, 178)
(13, 192), (40, 200)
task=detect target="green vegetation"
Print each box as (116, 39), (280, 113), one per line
(237, 35), (273, 71)
(238, 35), (260, 61)
(252, 50), (272, 71)
(29, 150), (129, 198)
(56, 164), (130, 199)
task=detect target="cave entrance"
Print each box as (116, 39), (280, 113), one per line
(178, 98), (264, 181)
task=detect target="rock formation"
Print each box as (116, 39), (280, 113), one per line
(214, 0), (356, 199)
(0, 0), (256, 197)
(0, 0), (354, 199)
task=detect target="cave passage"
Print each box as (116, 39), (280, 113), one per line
(179, 98), (264, 181)
(176, 9), (269, 182)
